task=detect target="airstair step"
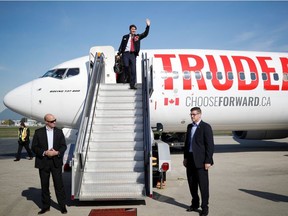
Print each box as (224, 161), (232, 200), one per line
(84, 161), (144, 172)
(82, 172), (145, 184)
(89, 132), (144, 141)
(88, 141), (143, 151)
(98, 90), (142, 97)
(93, 109), (143, 117)
(99, 84), (131, 90)
(87, 150), (144, 161)
(80, 183), (145, 200)
(93, 116), (143, 124)
(97, 95), (142, 103)
(96, 102), (143, 109)
(92, 123), (143, 132)
(100, 84), (142, 90)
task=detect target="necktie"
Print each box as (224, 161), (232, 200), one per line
(130, 35), (134, 52)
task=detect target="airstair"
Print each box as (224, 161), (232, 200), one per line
(71, 46), (153, 200)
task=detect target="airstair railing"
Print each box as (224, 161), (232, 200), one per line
(141, 52), (154, 196)
(71, 52), (104, 199)
(74, 52), (105, 169)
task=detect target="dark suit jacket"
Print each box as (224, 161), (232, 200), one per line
(184, 120), (214, 168)
(32, 127), (67, 169)
(118, 25), (150, 56)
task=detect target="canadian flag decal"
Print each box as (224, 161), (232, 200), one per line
(164, 97), (179, 106)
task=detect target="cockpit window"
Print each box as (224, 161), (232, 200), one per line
(66, 68), (79, 77)
(42, 70), (56, 78)
(53, 69), (66, 79)
(41, 68), (79, 79)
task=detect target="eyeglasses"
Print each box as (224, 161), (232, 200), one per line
(47, 119), (56, 123)
(190, 113), (199, 116)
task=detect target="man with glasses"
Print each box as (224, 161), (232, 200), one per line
(32, 114), (67, 214)
(183, 107), (214, 216)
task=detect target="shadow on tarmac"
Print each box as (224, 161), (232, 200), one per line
(170, 137), (288, 154)
(239, 189), (288, 203)
(152, 191), (193, 211)
(22, 187), (61, 210)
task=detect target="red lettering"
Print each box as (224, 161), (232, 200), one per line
(154, 54), (176, 90)
(206, 55), (233, 91)
(232, 56), (259, 90)
(280, 57), (288, 90)
(155, 53), (287, 92)
(257, 56), (279, 90)
(179, 54), (207, 90)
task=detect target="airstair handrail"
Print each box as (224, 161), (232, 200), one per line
(141, 52), (153, 196)
(74, 52), (105, 168)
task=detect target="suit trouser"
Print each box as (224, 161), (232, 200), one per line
(122, 52), (136, 87)
(15, 142), (33, 159)
(39, 158), (66, 209)
(186, 153), (209, 211)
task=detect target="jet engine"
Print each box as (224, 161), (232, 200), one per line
(233, 130), (288, 140)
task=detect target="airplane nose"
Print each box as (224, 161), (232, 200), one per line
(3, 81), (33, 117)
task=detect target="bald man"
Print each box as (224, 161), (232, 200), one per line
(32, 114), (67, 214)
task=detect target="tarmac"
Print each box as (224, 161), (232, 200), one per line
(0, 136), (288, 216)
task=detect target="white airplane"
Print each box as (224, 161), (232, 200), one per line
(3, 46), (288, 140)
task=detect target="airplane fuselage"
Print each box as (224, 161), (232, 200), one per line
(3, 48), (288, 135)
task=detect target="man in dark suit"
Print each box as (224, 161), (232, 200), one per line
(117, 18), (150, 89)
(183, 107), (214, 216)
(32, 114), (67, 214)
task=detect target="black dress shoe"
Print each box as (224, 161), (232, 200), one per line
(38, 208), (50, 214)
(60, 207), (67, 214)
(186, 205), (199, 212)
(14, 159), (20, 162)
(200, 210), (209, 216)
(130, 86), (137, 90)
